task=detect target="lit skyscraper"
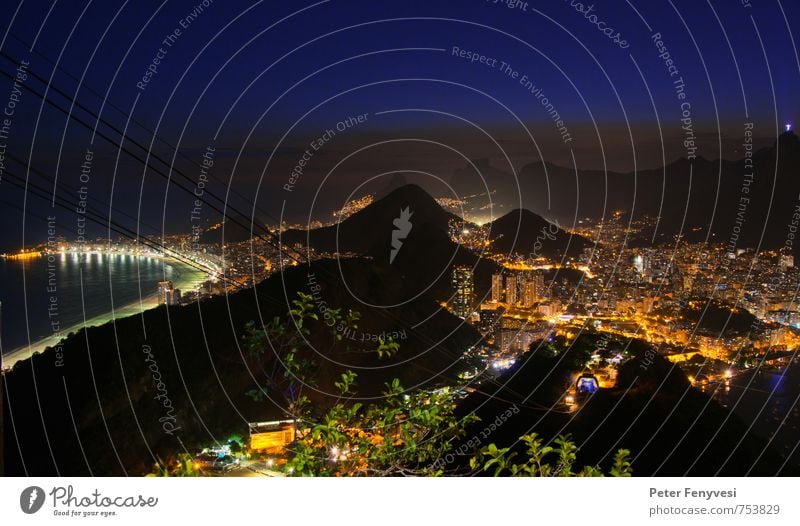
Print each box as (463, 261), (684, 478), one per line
(451, 266), (475, 319)
(532, 271), (545, 300)
(478, 305), (503, 336)
(523, 281), (536, 308)
(506, 274), (518, 305)
(491, 273), (503, 302)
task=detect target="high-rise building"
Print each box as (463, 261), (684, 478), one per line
(158, 280), (174, 305)
(780, 253), (794, 272)
(532, 271), (545, 300)
(499, 329), (537, 353)
(451, 266), (475, 319)
(491, 273), (504, 302)
(478, 305), (504, 336)
(506, 274), (518, 305)
(165, 288), (182, 306)
(523, 281), (537, 308)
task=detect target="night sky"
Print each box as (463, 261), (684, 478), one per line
(0, 0), (798, 250)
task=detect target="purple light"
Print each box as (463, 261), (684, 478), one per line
(786, 123), (793, 132)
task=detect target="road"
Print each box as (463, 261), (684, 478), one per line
(220, 460), (284, 477)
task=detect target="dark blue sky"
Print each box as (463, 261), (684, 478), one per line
(1, 0), (799, 249)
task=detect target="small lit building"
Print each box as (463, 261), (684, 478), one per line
(576, 374), (599, 396)
(157, 280), (174, 305)
(248, 420), (295, 453)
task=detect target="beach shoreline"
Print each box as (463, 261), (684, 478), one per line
(1, 258), (208, 370)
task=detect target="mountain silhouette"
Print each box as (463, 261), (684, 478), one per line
(282, 184), (597, 298)
(282, 184), (458, 254)
(485, 208), (592, 258)
(282, 184), (503, 299)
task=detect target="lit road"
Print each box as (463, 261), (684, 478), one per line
(220, 460), (283, 477)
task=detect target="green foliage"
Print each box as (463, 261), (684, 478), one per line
(242, 293), (479, 476)
(473, 443), (517, 476)
(285, 382), (477, 476)
(471, 433), (632, 477)
(241, 293), (633, 477)
(610, 448), (633, 477)
(147, 453), (201, 477)
(227, 436), (244, 454)
(289, 292), (318, 326)
(334, 370), (357, 396)
(241, 292), (337, 408)
(376, 338), (400, 359)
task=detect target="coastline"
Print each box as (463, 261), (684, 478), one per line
(1, 258), (208, 370)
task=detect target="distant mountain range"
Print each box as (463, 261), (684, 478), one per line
(446, 131), (800, 251)
(281, 184), (591, 299)
(202, 131), (800, 254)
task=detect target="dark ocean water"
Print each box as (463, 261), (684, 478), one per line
(0, 253), (205, 353)
(714, 365), (800, 466)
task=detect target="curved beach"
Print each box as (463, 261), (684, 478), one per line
(1, 258), (208, 370)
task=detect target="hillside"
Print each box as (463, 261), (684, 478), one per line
(485, 208), (592, 258)
(2, 258), (481, 476)
(453, 334), (797, 476)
